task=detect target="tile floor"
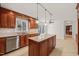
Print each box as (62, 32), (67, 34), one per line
(3, 37), (78, 56)
(50, 37), (78, 56)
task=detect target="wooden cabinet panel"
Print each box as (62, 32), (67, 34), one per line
(7, 13), (16, 28)
(0, 38), (6, 55)
(0, 7), (16, 28)
(19, 35), (28, 48)
(0, 13), (8, 28)
(48, 38), (53, 54)
(29, 35), (56, 56)
(40, 40), (48, 56)
(29, 18), (38, 29)
(29, 40), (39, 56)
(52, 36), (56, 48)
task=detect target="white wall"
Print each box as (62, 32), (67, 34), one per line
(47, 19), (77, 40)
(72, 19), (77, 40)
(47, 20), (65, 40)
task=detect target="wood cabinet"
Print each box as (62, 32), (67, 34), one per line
(29, 35), (56, 56)
(40, 40), (48, 56)
(7, 13), (16, 28)
(29, 18), (38, 29)
(19, 35), (28, 48)
(29, 40), (39, 56)
(0, 38), (6, 55)
(48, 37), (53, 54)
(47, 36), (56, 54)
(53, 36), (56, 48)
(29, 40), (48, 56)
(0, 35), (28, 55)
(0, 7), (16, 28)
(0, 13), (8, 27)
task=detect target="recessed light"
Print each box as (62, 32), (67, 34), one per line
(9, 12), (13, 15)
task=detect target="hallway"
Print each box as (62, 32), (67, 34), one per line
(50, 37), (77, 56)
(3, 37), (78, 56)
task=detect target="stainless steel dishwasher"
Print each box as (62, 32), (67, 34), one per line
(6, 36), (17, 52)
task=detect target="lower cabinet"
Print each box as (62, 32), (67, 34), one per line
(0, 35), (28, 55)
(29, 35), (56, 56)
(48, 38), (53, 54)
(19, 35), (28, 48)
(0, 38), (6, 55)
(40, 40), (48, 56)
(29, 40), (39, 56)
(52, 36), (56, 48)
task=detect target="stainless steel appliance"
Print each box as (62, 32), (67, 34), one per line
(6, 36), (18, 52)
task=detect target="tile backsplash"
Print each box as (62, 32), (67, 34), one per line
(0, 28), (15, 34)
(0, 28), (39, 34)
(29, 29), (38, 34)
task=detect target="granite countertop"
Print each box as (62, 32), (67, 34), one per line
(0, 32), (27, 38)
(29, 34), (55, 42)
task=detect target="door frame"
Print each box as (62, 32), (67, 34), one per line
(64, 20), (73, 39)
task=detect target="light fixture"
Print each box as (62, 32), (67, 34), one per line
(36, 3), (39, 23)
(36, 20), (39, 24)
(44, 23), (47, 26)
(44, 9), (47, 25)
(38, 3), (54, 24)
(9, 11), (13, 15)
(49, 14), (54, 23)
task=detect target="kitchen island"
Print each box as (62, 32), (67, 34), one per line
(29, 34), (56, 56)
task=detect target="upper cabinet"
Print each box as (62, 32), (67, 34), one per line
(7, 12), (16, 28)
(0, 7), (16, 28)
(29, 18), (38, 29)
(0, 7), (37, 29)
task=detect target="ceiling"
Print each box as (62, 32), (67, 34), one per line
(1, 3), (77, 22)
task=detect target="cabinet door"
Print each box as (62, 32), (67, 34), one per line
(0, 10), (15, 28)
(19, 35), (25, 48)
(29, 18), (38, 29)
(0, 13), (8, 28)
(7, 13), (16, 28)
(19, 35), (28, 48)
(48, 38), (53, 54)
(0, 38), (6, 55)
(52, 36), (56, 48)
(40, 40), (48, 56)
(29, 40), (39, 56)
(24, 35), (28, 46)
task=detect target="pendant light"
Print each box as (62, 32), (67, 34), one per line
(36, 3), (39, 24)
(45, 9), (47, 26)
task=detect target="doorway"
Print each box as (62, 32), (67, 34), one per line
(64, 20), (73, 39)
(65, 25), (72, 38)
